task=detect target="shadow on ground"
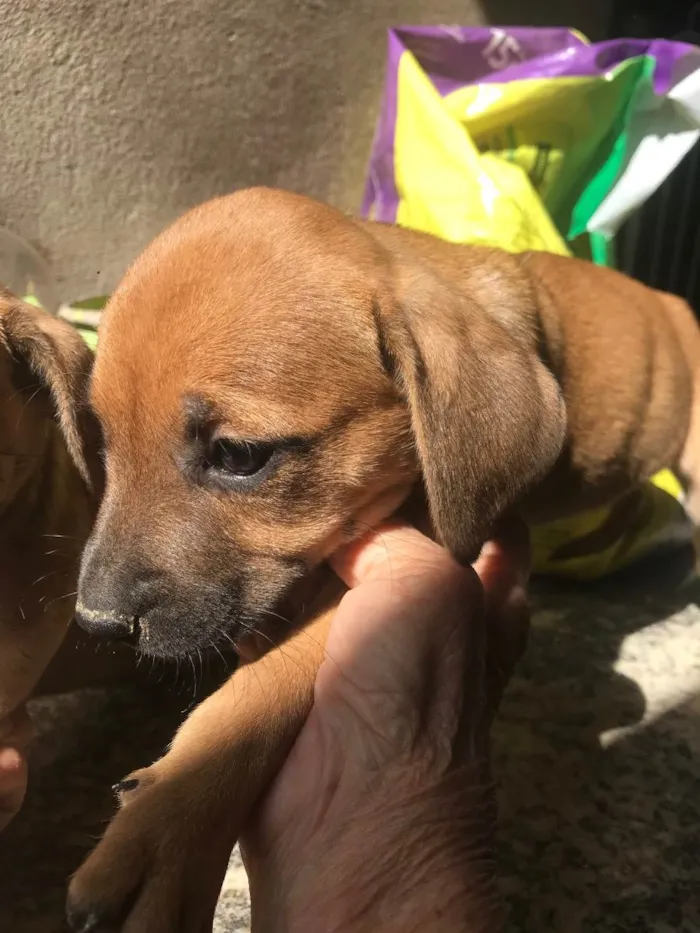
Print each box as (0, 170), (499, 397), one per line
(495, 549), (700, 932)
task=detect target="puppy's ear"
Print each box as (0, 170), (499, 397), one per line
(0, 288), (99, 489)
(374, 264), (566, 563)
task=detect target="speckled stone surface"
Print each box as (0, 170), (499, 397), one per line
(1, 551), (699, 932)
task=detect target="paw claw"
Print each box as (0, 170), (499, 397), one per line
(112, 777), (139, 796)
(111, 768), (156, 806)
(66, 903), (112, 933)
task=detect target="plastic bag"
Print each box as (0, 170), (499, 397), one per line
(363, 28), (700, 266)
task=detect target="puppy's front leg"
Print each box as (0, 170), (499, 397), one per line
(67, 592), (339, 933)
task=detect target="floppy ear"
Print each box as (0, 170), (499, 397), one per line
(0, 287), (100, 490)
(374, 262), (567, 564)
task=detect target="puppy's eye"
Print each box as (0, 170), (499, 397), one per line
(208, 439), (273, 477)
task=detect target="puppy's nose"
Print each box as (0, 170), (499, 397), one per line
(78, 533), (165, 642)
(74, 604), (138, 641)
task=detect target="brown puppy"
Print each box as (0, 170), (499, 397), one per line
(0, 291), (102, 826)
(0, 291), (101, 711)
(67, 188), (700, 932)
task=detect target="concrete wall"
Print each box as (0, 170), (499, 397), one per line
(2, 0), (609, 301)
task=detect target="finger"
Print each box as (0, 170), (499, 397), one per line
(330, 521), (453, 589)
(0, 746), (28, 832)
(474, 516), (531, 590)
(328, 520), (479, 663)
(323, 522), (483, 732)
(474, 518), (531, 707)
(329, 521), (487, 678)
(0, 706), (35, 832)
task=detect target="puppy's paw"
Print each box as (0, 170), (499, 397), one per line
(67, 766), (235, 933)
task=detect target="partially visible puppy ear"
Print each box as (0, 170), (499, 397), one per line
(374, 262), (566, 564)
(0, 288), (100, 490)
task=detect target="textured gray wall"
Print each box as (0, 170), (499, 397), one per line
(2, 0), (609, 301)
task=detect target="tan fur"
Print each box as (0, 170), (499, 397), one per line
(65, 188), (700, 932)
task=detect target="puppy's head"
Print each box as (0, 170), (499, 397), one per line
(77, 189), (565, 658)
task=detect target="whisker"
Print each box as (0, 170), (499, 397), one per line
(42, 589), (78, 612)
(5, 382), (42, 405)
(32, 570), (60, 587)
(187, 655), (198, 705)
(14, 387), (44, 430)
(210, 643), (228, 669)
(258, 606), (294, 626)
(196, 647), (204, 696)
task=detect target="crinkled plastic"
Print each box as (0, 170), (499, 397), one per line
(363, 27), (700, 264)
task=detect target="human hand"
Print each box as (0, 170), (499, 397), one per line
(241, 520), (530, 933)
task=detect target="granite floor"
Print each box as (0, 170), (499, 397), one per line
(1, 550), (699, 933)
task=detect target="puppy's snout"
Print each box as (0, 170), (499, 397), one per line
(77, 540), (165, 643)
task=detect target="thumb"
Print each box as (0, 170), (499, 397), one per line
(330, 521), (456, 590)
(325, 521), (482, 693)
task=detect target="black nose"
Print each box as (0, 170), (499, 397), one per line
(74, 604), (139, 641)
(77, 531), (167, 643)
